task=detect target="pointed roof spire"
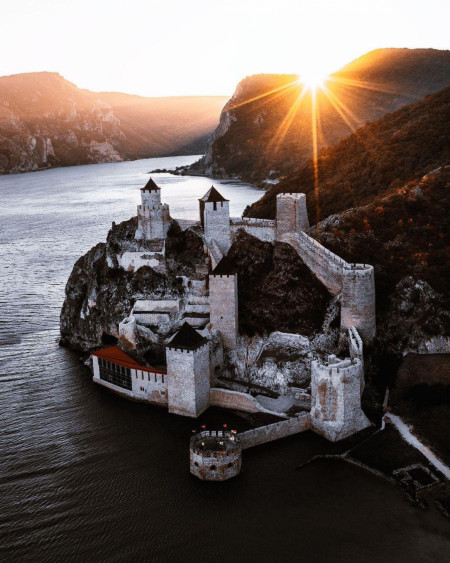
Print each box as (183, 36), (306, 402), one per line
(167, 322), (207, 350)
(141, 177), (161, 191)
(199, 186), (228, 203)
(212, 255), (236, 276)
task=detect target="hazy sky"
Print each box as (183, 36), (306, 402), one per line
(1, 0), (449, 97)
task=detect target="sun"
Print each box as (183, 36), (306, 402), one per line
(298, 72), (327, 91)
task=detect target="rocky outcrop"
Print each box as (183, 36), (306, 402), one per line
(0, 72), (227, 174)
(190, 49), (450, 185)
(60, 218), (333, 367)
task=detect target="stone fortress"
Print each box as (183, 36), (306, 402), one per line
(91, 178), (376, 480)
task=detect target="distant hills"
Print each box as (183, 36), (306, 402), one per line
(193, 48), (450, 184)
(0, 72), (227, 174)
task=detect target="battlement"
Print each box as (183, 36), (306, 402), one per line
(311, 356), (362, 378)
(190, 430), (241, 481)
(230, 217), (276, 227)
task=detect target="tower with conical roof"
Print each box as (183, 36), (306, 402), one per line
(166, 322), (211, 417)
(135, 178), (171, 241)
(199, 186), (231, 254)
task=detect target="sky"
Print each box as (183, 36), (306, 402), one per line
(1, 0), (449, 97)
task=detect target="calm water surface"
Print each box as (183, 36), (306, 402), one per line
(0, 156), (449, 562)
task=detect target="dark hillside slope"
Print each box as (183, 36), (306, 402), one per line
(195, 49), (450, 184)
(246, 87), (450, 222)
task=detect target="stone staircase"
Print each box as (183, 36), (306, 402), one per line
(183, 281), (210, 328)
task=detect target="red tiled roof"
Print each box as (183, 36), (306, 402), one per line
(92, 346), (166, 374)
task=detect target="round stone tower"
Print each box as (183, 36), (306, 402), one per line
(190, 430), (242, 481)
(340, 264), (376, 344)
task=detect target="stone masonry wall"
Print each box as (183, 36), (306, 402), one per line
(135, 203), (170, 241)
(341, 265), (376, 343)
(239, 413), (311, 450)
(209, 274), (238, 349)
(310, 356), (371, 441)
(166, 343), (210, 417)
(230, 218), (276, 243)
(204, 200), (231, 254)
(276, 193), (310, 240)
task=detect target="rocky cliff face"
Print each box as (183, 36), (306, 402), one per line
(0, 73), (126, 173)
(60, 220), (332, 357)
(0, 73), (227, 174)
(193, 49), (450, 185)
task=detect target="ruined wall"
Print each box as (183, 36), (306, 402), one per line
(341, 265), (376, 343)
(117, 250), (166, 273)
(209, 274), (238, 349)
(239, 413), (311, 450)
(204, 200), (231, 254)
(230, 218), (276, 242)
(310, 356), (370, 441)
(166, 343), (210, 417)
(276, 193), (310, 240)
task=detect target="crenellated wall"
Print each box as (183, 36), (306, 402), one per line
(230, 217), (276, 242)
(239, 413), (311, 450)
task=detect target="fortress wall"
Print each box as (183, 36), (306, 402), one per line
(209, 388), (285, 417)
(131, 368), (168, 405)
(204, 200), (231, 254)
(341, 265), (376, 343)
(285, 232), (347, 295)
(230, 218), (276, 242)
(207, 240), (223, 270)
(239, 413), (311, 450)
(349, 326), (363, 360)
(209, 274), (238, 349)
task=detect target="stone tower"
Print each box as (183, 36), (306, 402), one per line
(209, 257), (238, 349)
(199, 186), (231, 254)
(166, 322), (210, 417)
(276, 193), (310, 240)
(310, 354), (371, 442)
(135, 178), (170, 241)
(341, 264), (376, 343)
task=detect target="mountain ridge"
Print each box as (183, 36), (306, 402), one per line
(190, 48), (450, 184)
(0, 72), (227, 174)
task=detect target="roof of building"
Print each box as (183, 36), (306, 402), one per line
(212, 255), (236, 276)
(141, 177), (161, 191)
(199, 186), (228, 203)
(167, 322), (207, 350)
(92, 346), (166, 373)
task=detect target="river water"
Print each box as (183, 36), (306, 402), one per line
(0, 156), (449, 562)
